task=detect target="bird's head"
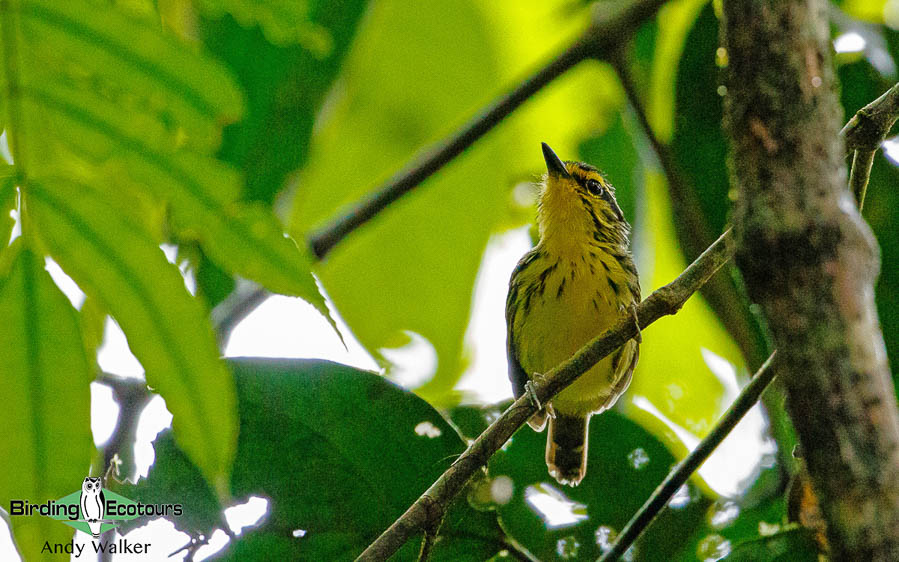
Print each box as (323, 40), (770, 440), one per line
(536, 142), (628, 252)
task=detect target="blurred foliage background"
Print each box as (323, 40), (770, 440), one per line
(0, 0), (897, 560)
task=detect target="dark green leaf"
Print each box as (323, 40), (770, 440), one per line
(201, 0), (370, 203)
(0, 169), (17, 245)
(670, 3), (729, 237)
(119, 359), (507, 560)
(723, 528), (819, 562)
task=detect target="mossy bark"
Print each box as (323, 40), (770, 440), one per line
(721, 0), (899, 558)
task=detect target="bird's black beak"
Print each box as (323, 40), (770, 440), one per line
(542, 142), (571, 178)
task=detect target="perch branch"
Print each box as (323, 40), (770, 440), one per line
(841, 81), (899, 210)
(599, 351), (777, 562)
(356, 229), (734, 561)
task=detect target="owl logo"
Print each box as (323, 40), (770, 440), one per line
(80, 477), (106, 539)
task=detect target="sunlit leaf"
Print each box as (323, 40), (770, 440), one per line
(17, 0), (242, 152)
(3, 0), (333, 323)
(27, 177), (236, 496)
(623, 176), (746, 469)
(0, 241), (93, 560)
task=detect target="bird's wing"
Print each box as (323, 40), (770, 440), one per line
(506, 251), (538, 399)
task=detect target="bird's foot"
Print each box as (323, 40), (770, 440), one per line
(524, 380), (541, 410)
(629, 303), (642, 344)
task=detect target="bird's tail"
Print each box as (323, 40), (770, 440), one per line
(546, 414), (589, 486)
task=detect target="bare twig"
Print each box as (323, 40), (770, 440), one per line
(599, 351), (778, 562)
(307, 0), (668, 260)
(848, 149), (876, 212)
(96, 372), (152, 482)
(842, 81), (899, 150)
(356, 229), (734, 561)
(211, 280), (270, 346)
(841, 81), (899, 210)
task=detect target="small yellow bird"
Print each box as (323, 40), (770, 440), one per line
(506, 143), (641, 486)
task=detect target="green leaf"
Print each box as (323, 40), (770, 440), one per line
(488, 407), (709, 561)
(722, 528), (819, 562)
(200, 0), (370, 204)
(196, 0), (344, 48)
(110, 432), (222, 536)
(16, 0), (242, 152)
(668, 3), (731, 236)
(121, 359), (507, 560)
(27, 177), (236, 497)
(3, 0), (332, 323)
(0, 241), (93, 560)
(647, 0), (709, 143)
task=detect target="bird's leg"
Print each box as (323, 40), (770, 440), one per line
(629, 303), (642, 344)
(524, 380), (541, 410)
(526, 374), (556, 418)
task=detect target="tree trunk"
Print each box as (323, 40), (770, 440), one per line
(721, 0), (899, 558)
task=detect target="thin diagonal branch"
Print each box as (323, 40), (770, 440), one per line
(211, 280), (270, 346)
(307, 0), (668, 260)
(841, 81), (899, 210)
(599, 351), (778, 562)
(218, 0), (672, 340)
(356, 229), (734, 561)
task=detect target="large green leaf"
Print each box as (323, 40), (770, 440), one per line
(200, 0), (370, 204)
(16, 0), (242, 152)
(120, 359), (508, 560)
(2, 0), (331, 319)
(27, 177), (236, 496)
(0, 241), (93, 560)
(487, 405), (710, 560)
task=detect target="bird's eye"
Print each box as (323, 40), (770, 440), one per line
(586, 179), (603, 196)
